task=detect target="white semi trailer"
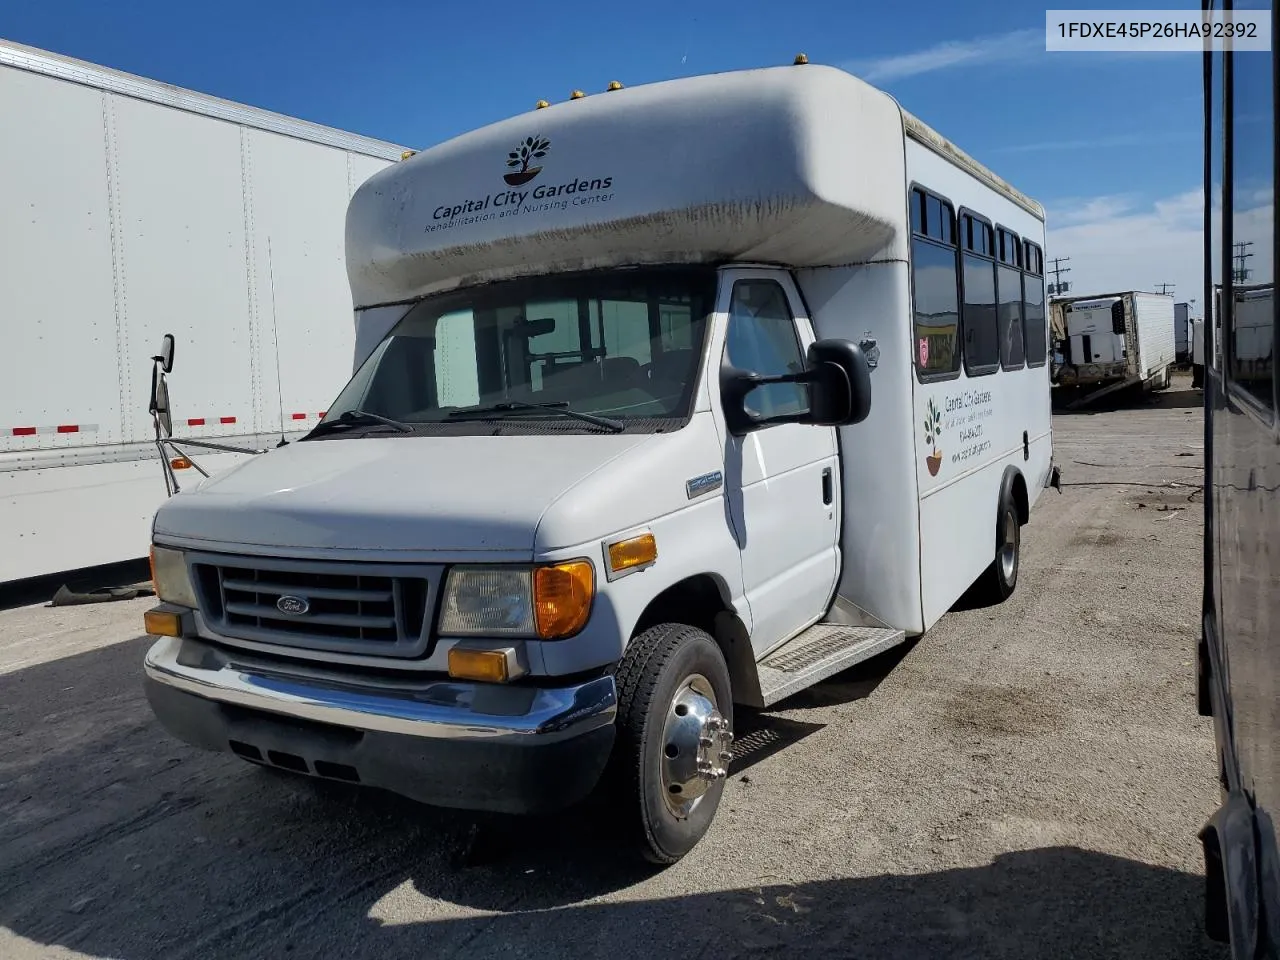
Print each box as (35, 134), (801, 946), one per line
(1054, 290), (1176, 407)
(0, 39), (408, 584)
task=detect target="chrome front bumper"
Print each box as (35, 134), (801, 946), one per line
(143, 636), (618, 813)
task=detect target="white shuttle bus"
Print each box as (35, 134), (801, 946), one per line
(141, 60), (1055, 863)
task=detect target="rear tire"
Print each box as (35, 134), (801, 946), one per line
(606, 622), (734, 865)
(977, 487), (1021, 603)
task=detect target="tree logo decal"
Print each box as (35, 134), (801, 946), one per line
(923, 397), (943, 477)
(503, 135), (551, 186)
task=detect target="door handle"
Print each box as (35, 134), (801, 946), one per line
(821, 467), (833, 505)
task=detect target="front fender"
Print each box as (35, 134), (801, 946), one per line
(537, 498), (747, 676)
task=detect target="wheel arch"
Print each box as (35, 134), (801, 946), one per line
(1001, 464), (1029, 525)
(631, 573), (762, 708)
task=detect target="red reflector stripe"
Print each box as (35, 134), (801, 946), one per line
(292, 413), (306, 420)
(56, 424), (79, 433)
(318, 411), (327, 418)
(187, 418), (205, 426)
(220, 416), (236, 424)
(13, 427), (36, 436)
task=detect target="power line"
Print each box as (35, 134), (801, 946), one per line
(1048, 256), (1071, 296)
(1154, 282), (1175, 296)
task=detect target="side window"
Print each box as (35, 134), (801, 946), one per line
(911, 186), (961, 378)
(434, 310), (481, 407)
(995, 226), (1026, 370)
(1023, 241), (1047, 367)
(1225, 1), (1275, 413)
(997, 264), (1026, 369)
(658, 302), (694, 351)
(521, 299), (582, 391)
(960, 212), (999, 374)
(596, 299), (653, 367)
(725, 280), (808, 418)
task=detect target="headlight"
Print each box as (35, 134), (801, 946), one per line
(149, 545), (198, 609)
(439, 561), (594, 640)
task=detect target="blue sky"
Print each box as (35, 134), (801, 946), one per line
(6, 0), (1209, 305)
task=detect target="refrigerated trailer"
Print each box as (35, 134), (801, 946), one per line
(0, 39), (408, 584)
(139, 58), (1056, 864)
(1054, 290), (1176, 407)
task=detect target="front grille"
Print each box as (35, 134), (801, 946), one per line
(189, 553), (439, 659)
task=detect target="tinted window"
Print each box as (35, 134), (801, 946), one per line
(962, 253), (999, 372)
(939, 206), (954, 245)
(997, 229), (1020, 267)
(1023, 271), (1047, 367)
(726, 280), (808, 418)
(997, 264), (1025, 369)
(1022, 241), (1041, 276)
(1226, 3), (1275, 412)
(926, 195), (943, 239)
(913, 238), (961, 377)
(911, 189), (925, 234)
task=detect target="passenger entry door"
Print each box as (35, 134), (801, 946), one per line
(717, 269), (840, 656)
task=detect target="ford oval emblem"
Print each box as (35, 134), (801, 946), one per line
(276, 595), (310, 616)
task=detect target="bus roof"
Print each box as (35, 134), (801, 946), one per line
(346, 62), (1044, 309)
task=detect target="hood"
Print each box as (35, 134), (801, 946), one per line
(152, 432), (654, 557)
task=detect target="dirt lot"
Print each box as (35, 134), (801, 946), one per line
(0, 378), (1225, 960)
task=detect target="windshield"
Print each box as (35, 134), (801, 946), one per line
(321, 268), (716, 434)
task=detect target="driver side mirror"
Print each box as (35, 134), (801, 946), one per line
(721, 338), (872, 435)
(155, 333), (175, 373)
(149, 365), (172, 438)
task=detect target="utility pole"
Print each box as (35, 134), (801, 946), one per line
(1047, 256), (1071, 296)
(1154, 282), (1175, 296)
(1232, 240), (1254, 284)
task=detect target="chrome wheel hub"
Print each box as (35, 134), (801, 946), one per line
(660, 674), (733, 819)
(1000, 508), (1018, 582)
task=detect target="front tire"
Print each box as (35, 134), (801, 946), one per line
(608, 622), (734, 864)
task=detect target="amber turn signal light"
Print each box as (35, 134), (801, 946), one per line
(533, 561), (594, 639)
(608, 533), (657, 574)
(448, 647), (510, 683)
(143, 608), (182, 637)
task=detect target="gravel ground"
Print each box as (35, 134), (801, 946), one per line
(0, 377), (1226, 960)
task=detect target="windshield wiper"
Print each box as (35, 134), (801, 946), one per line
(447, 400), (624, 432)
(305, 409), (414, 438)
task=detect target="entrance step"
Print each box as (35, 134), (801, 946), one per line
(756, 624), (906, 707)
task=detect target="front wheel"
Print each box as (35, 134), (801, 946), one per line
(607, 622), (734, 864)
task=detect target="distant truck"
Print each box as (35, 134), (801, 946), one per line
(0, 39), (408, 585)
(1053, 290), (1176, 406)
(1175, 301), (1193, 364)
(1191, 316), (1206, 388)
